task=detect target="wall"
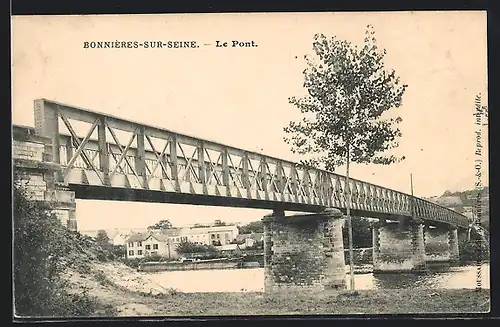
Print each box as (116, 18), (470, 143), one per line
(126, 236), (181, 260)
(167, 238), (180, 259)
(263, 211), (346, 292)
(373, 222), (426, 272)
(13, 129), (77, 230)
(143, 237), (165, 257)
(424, 226), (451, 262)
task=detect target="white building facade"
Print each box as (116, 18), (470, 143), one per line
(125, 225), (240, 259)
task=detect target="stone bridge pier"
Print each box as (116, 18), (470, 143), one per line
(262, 208), (346, 292)
(372, 218), (427, 273)
(13, 127), (78, 230)
(424, 224), (459, 266)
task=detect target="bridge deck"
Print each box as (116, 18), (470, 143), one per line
(14, 98), (469, 228)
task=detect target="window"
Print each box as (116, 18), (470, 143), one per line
(151, 251), (158, 255)
(153, 244), (158, 250)
(129, 250), (134, 256)
(176, 237), (179, 242)
(216, 234), (220, 239)
(137, 250), (143, 255)
(128, 242), (134, 247)
(145, 245), (151, 250)
(211, 234), (215, 239)
(138, 241), (142, 247)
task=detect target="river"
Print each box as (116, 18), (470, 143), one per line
(142, 263), (490, 293)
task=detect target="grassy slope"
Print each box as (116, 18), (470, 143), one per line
(133, 289), (491, 316)
(68, 265), (490, 317)
(58, 233), (490, 316)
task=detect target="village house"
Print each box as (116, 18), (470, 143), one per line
(79, 228), (148, 246)
(235, 232), (264, 249)
(216, 243), (242, 255)
(125, 224), (240, 259)
(126, 230), (179, 259)
(111, 232), (130, 246)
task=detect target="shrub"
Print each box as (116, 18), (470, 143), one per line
(176, 240), (218, 255)
(458, 234), (490, 264)
(121, 257), (142, 268)
(13, 175), (108, 317)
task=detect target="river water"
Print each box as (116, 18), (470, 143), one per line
(142, 263), (490, 293)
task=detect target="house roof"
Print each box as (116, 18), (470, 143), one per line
(173, 225), (239, 236)
(146, 233), (168, 242)
(146, 229), (180, 236)
(178, 228), (208, 236)
(126, 232), (151, 243)
(126, 229), (182, 243)
(126, 225), (238, 243)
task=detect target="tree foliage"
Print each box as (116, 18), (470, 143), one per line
(284, 25), (408, 171)
(147, 219), (173, 230)
(458, 229), (490, 264)
(175, 240), (218, 255)
(237, 221), (264, 234)
(342, 217), (372, 249)
(110, 244), (126, 258)
(95, 229), (110, 245)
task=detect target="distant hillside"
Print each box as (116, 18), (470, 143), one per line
(424, 187), (489, 228)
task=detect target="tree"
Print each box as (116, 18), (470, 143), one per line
(95, 229), (110, 246)
(176, 240), (218, 255)
(237, 221), (264, 234)
(110, 244), (126, 258)
(284, 25), (407, 291)
(147, 219), (173, 230)
(342, 216), (372, 249)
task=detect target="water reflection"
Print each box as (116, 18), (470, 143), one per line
(144, 264), (490, 293)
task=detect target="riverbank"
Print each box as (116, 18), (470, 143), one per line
(143, 289), (490, 316)
(63, 261), (490, 316)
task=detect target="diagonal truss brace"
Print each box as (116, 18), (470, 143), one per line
(107, 124), (143, 188)
(59, 111), (105, 185)
(145, 134), (176, 190)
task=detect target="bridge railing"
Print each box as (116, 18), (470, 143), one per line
(28, 98), (469, 228)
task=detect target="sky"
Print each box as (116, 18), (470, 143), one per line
(11, 11), (488, 230)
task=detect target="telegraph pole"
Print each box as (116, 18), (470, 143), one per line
(410, 174), (415, 217)
(410, 174), (414, 197)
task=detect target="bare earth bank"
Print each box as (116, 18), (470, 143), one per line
(63, 261), (490, 316)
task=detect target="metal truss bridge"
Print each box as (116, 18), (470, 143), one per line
(16, 98), (469, 228)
